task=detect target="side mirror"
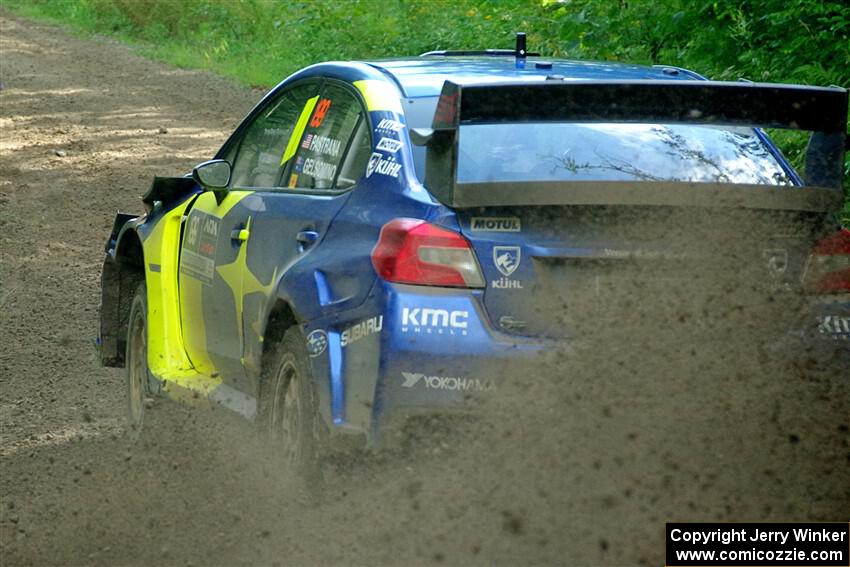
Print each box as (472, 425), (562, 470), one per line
(192, 159), (232, 190)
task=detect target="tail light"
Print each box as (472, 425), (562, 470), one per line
(804, 228), (850, 293)
(371, 219), (485, 288)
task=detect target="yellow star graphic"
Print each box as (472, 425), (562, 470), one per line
(215, 217), (279, 351)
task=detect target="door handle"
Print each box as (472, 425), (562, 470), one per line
(296, 230), (319, 251)
(230, 228), (250, 243)
(230, 217), (252, 244)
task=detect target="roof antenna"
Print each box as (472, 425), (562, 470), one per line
(515, 32), (527, 68)
(516, 32), (527, 58)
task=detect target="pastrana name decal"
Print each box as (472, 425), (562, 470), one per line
(304, 134), (342, 157)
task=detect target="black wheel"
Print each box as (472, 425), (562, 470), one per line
(258, 327), (325, 486)
(125, 280), (149, 437)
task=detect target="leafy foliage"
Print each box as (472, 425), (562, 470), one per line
(6, 0), (849, 219)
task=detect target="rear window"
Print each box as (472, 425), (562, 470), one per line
(403, 97), (794, 187)
(457, 123), (793, 185)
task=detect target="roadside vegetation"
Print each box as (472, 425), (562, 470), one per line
(4, 0), (849, 219)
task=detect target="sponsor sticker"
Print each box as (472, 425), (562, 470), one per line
(306, 329), (328, 357)
(491, 277), (523, 289)
(376, 137), (403, 153)
(470, 217), (522, 232)
(493, 246), (521, 277)
(341, 315), (383, 347)
(288, 173), (298, 188)
(376, 118), (404, 135)
(400, 372), (495, 392)
(180, 211), (220, 285)
(470, 217), (521, 232)
(401, 307), (468, 336)
(817, 315), (850, 339)
(264, 127), (289, 137)
(762, 248), (788, 276)
(366, 152), (402, 179)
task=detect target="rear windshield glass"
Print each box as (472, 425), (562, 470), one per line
(456, 123), (792, 185)
(403, 98), (794, 186)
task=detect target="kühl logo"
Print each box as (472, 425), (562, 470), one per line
(493, 246), (521, 277)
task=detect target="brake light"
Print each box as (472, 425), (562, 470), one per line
(804, 228), (850, 293)
(371, 219), (485, 288)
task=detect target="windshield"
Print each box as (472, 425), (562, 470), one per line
(456, 122), (793, 185)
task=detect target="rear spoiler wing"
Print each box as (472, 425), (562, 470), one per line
(411, 80), (848, 211)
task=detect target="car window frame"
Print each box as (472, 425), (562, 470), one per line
(218, 77), (373, 197)
(276, 78), (373, 195)
(218, 78), (320, 185)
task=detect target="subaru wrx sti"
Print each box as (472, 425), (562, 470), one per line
(99, 36), (849, 473)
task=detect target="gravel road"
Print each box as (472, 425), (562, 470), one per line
(1, 12), (848, 566)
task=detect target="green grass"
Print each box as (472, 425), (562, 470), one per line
(4, 0), (849, 221)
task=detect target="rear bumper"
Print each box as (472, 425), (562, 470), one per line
(796, 295), (850, 357)
(310, 285), (849, 448)
(373, 284), (553, 440)
(306, 282), (557, 446)
(764, 294), (850, 375)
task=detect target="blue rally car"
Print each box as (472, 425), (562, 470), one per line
(99, 37), (849, 473)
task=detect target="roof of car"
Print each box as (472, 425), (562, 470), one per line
(366, 56), (704, 98)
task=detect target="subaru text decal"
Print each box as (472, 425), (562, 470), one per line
(341, 316), (383, 347)
(401, 307), (468, 336)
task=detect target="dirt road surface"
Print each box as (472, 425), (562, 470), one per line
(1, 12), (848, 566)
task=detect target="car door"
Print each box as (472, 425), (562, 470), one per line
(178, 82), (320, 387)
(179, 79), (371, 394)
(236, 81), (373, 392)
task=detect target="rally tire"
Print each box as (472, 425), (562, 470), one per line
(259, 327), (325, 488)
(125, 280), (149, 439)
